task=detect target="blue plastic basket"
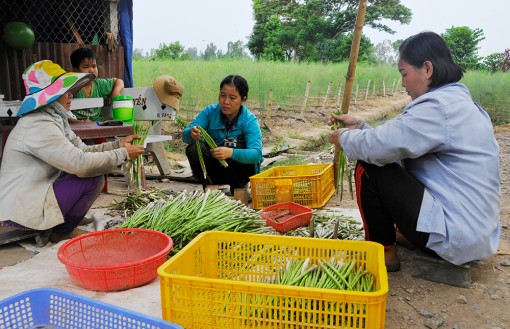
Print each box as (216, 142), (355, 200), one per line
(0, 288), (182, 329)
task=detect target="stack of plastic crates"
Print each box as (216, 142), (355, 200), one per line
(158, 231), (388, 329)
(0, 288), (182, 329)
(250, 163), (335, 209)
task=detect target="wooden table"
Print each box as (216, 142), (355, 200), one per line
(2, 122), (133, 159)
(70, 122), (133, 139)
(1, 122), (134, 193)
(70, 122), (134, 193)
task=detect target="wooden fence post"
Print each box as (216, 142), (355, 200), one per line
(382, 80), (386, 97)
(321, 81), (333, 112)
(336, 83), (342, 108)
(265, 88), (273, 126)
(364, 80), (371, 100)
(300, 80), (311, 119)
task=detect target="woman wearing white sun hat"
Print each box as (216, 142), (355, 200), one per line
(0, 60), (145, 244)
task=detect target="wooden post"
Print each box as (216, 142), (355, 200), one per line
(365, 80), (371, 100)
(391, 78), (397, 93)
(321, 81), (333, 112)
(336, 83), (342, 108)
(300, 80), (311, 119)
(265, 88), (273, 126)
(382, 80), (386, 97)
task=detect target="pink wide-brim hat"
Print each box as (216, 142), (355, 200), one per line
(18, 60), (94, 116)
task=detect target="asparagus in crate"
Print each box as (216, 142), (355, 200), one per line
(273, 258), (375, 292)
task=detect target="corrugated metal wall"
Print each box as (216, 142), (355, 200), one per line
(0, 43), (124, 101)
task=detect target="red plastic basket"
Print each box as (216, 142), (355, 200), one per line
(58, 228), (173, 292)
(260, 202), (313, 233)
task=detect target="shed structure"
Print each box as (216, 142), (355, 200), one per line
(0, 0), (133, 103)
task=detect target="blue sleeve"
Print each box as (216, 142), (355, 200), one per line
(182, 105), (214, 144)
(230, 113), (263, 165)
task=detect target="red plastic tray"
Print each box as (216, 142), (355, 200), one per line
(260, 202), (312, 233)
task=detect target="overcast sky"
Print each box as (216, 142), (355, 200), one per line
(133, 0), (507, 57)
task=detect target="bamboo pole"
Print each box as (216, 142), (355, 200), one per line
(333, 0), (368, 197)
(339, 0), (367, 115)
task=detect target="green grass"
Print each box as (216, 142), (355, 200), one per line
(298, 133), (330, 152)
(461, 71), (510, 124)
(133, 58), (401, 117)
(133, 58), (510, 125)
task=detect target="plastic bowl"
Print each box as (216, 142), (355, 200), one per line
(58, 228), (173, 291)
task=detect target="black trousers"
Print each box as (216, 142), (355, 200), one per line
(355, 160), (433, 253)
(186, 140), (256, 192)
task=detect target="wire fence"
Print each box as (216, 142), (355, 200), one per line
(176, 77), (509, 127)
(0, 0), (120, 47)
(177, 78), (406, 123)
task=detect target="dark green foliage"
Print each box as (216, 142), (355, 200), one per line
(481, 53), (504, 73)
(441, 26), (485, 70)
(154, 41), (186, 60)
(248, 0), (411, 63)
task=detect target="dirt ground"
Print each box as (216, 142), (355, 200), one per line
(1, 92), (508, 328)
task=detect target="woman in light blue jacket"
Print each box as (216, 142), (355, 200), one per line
(329, 32), (500, 271)
(183, 75), (262, 194)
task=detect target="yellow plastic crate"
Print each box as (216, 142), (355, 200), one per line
(158, 231), (388, 329)
(249, 163), (336, 209)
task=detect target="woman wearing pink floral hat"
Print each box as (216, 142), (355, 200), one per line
(0, 60), (145, 244)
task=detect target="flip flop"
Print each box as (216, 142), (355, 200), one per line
(0, 227), (40, 246)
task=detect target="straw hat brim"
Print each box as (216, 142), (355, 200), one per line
(153, 75), (183, 110)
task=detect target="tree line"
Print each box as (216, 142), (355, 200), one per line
(133, 0), (509, 73)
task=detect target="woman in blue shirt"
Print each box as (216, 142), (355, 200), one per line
(329, 32), (500, 271)
(183, 75), (263, 195)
